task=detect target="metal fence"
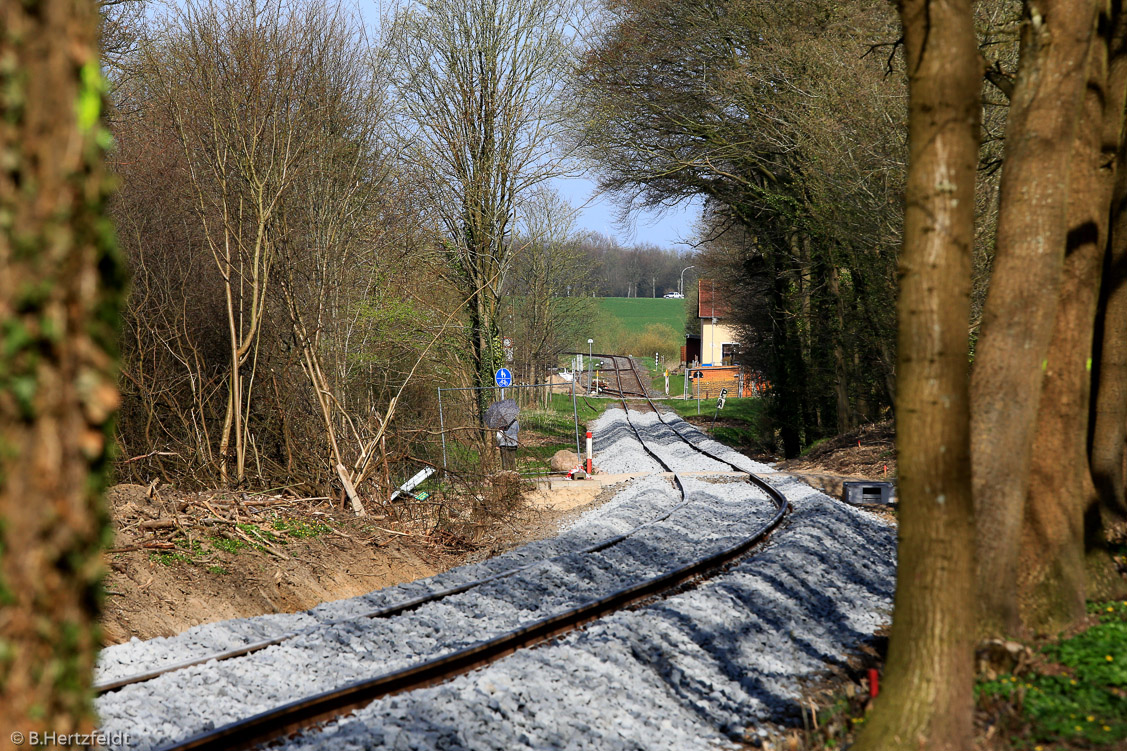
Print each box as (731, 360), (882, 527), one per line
(436, 379), (581, 478)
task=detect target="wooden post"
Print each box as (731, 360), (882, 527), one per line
(337, 464), (366, 516)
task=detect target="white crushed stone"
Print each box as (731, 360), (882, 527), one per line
(272, 479), (895, 751)
(95, 464), (686, 685)
(95, 406), (896, 751)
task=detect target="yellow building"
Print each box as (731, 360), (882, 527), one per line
(697, 279), (739, 366)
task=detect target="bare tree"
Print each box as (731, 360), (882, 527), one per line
(0, 0), (125, 734)
(505, 188), (598, 385)
(391, 0), (581, 415)
(852, 0), (980, 747)
(144, 0), (339, 484)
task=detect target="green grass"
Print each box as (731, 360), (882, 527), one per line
(272, 518), (331, 539)
(650, 368), (686, 397)
(596, 297), (688, 337)
(210, 536), (250, 554)
(977, 600), (1127, 748)
(515, 393), (609, 473)
(581, 297), (688, 360)
(237, 522), (279, 548)
(148, 551), (191, 567)
(555, 391), (609, 423)
(436, 392), (608, 477)
(652, 396), (769, 450)
(800, 437), (831, 458)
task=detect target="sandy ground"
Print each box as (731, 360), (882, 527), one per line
(99, 479), (622, 645)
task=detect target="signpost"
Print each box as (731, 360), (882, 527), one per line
(587, 339), (594, 395)
(710, 387), (728, 434)
(495, 367), (512, 399)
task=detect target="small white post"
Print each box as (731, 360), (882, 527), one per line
(585, 431), (593, 474)
(664, 369), (669, 396)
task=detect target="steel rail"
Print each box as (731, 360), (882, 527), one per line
(96, 485), (698, 693)
(96, 362), (721, 695)
(136, 353), (787, 751)
(156, 494), (786, 751)
(607, 354), (786, 517)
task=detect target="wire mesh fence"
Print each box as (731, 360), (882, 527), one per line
(437, 379), (582, 481)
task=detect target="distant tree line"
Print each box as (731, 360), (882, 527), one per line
(571, 233), (696, 298)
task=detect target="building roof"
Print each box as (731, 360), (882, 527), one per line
(698, 279), (730, 319)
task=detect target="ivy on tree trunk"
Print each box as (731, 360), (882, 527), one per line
(0, 0), (124, 735)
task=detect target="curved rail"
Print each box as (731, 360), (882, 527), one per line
(97, 444), (711, 693)
(603, 354), (783, 506)
(98, 359), (700, 695)
(140, 354), (787, 751)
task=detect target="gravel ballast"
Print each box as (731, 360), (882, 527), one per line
(272, 477), (895, 751)
(96, 457), (686, 685)
(96, 406), (896, 751)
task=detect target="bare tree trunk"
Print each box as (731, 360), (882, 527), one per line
(1088, 10), (1127, 587)
(0, 0), (124, 734)
(149, 0), (304, 486)
(852, 0), (979, 747)
(826, 258), (853, 433)
(393, 0), (577, 407)
(1091, 167), (1127, 524)
(971, 0), (1097, 638)
(1018, 0), (1127, 631)
(1020, 10), (1115, 632)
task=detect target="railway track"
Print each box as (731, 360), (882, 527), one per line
(101, 358), (789, 751)
(598, 353), (650, 398)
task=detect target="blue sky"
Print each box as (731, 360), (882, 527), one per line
(554, 175), (702, 249)
(351, 0), (700, 250)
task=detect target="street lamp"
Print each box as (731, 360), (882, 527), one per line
(587, 339), (594, 395)
(679, 265), (696, 296)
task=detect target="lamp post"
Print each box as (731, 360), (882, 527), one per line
(679, 265), (695, 296)
(587, 339), (594, 395)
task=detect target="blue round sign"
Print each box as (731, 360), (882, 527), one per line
(495, 368), (513, 387)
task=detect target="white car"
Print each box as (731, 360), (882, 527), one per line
(663, 292), (684, 299)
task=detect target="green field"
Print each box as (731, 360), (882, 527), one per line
(597, 297), (688, 336)
(584, 297), (688, 359)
